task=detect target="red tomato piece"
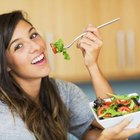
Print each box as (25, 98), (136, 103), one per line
(50, 43), (57, 54)
(105, 101), (112, 106)
(115, 99), (131, 105)
(117, 106), (131, 112)
(97, 105), (109, 116)
(104, 113), (111, 118)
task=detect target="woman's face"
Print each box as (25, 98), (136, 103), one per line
(6, 20), (51, 81)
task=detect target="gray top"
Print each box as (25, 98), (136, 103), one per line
(0, 79), (94, 140)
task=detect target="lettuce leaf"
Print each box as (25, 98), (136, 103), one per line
(53, 39), (70, 60)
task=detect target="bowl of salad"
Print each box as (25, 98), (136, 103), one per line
(89, 93), (140, 128)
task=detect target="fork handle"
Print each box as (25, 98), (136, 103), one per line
(65, 18), (120, 49)
(65, 32), (87, 48)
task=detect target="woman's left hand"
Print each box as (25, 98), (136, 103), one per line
(77, 24), (103, 68)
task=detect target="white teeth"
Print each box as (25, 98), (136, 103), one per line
(31, 54), (44, 64)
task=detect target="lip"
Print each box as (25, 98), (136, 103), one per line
(31, 53), (47, 65)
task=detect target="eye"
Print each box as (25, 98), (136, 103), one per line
(30, 32), (40, 39)
(14, 44), (23, 51)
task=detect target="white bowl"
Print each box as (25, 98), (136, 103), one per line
(89, 93), (140, 128)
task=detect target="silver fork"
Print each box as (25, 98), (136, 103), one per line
(64, 17), (120, 49)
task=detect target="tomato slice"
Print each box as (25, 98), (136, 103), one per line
(50, 43), (57, 54)
(97, 105), (109, 116)
(104, 113), (111, 118)
(115, 99), (131, 105)
(117, 106), (131, 113)
(105, 101), (112, 106)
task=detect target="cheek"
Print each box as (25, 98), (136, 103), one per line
(41, 41), (48, 55)
(14, 57), (27, 66)
(38, 38), (47, 49)
(6, 53), (28, 69)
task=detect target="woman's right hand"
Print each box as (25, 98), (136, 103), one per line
(98, 118), (140, 140)
(77, 24), (102, 68)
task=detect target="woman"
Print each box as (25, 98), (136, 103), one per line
(0, 10), (139, 140)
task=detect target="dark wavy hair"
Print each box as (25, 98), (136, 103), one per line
(0, 10), (70, 140)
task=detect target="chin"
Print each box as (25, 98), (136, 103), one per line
(41, 67), (51, 77)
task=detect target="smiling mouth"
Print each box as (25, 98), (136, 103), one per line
(31, 53), (45, 64)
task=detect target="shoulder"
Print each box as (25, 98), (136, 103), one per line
(0, 101), (36, 139)
(0, 101), (17, 123)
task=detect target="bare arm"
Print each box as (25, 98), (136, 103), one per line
(78, 24), (140, 140)
(87, 63), (113, 98)
(77, 24), (113, 98)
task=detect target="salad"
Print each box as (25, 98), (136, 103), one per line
(50, 39), (70, 60)
(93, 93), (140, 119)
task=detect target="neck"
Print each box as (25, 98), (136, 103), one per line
(20, 79), (41, 101)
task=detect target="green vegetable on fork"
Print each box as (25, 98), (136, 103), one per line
(50, 39), (70, 60)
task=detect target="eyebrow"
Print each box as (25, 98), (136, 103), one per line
(8, 26), (35, 49)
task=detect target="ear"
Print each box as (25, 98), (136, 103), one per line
(7, 67), (11, 72)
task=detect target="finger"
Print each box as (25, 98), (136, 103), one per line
(77, 41), (90, 49)
(114, 118), (132, 131)
(85, 26), (102, 39)
(77, 42), (90, 56)
(84, 32), (103, 46)
(123, 127), (140, 138)
(81, 37), (96, 45)
(83, 24), (94, 32)
(77, 41), (91, 52)
(82, 37), (102, 49)
(78, 38), (99, 50)
(113, 118), (140, 138)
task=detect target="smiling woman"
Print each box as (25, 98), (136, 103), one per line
(0, 10), (140, 140)
(0, 10), (95, 140)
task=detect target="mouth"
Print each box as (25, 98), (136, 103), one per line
(31, 53), (46, 65)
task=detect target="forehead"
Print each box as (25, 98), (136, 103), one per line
(11, 20), (32, 40)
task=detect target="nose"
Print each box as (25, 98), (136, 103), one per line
(29, 40), (40, 54)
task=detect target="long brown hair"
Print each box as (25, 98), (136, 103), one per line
(0, 10), (70, 140)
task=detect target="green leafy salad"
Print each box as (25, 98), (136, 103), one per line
(93, 93), (140, 119)
(50, 39), (70, 60)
